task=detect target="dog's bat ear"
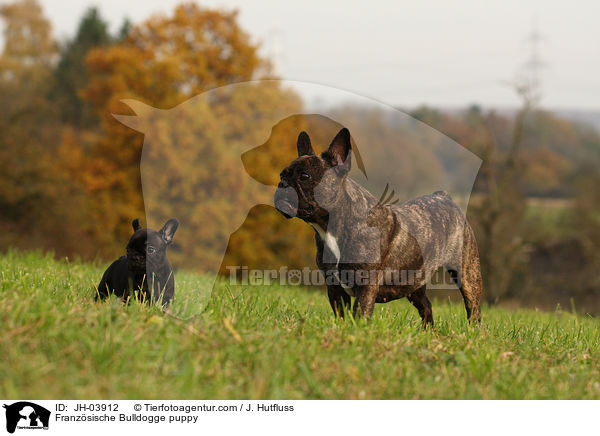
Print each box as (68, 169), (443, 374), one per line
(160, 218), (179, 245)
(324, 128), (352, 174)
(297, 131), (315, 157)
(132, 218), (142, 232)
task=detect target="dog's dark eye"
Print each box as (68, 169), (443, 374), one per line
(147, 246), (156, 254)
(299, 172), (310, 181)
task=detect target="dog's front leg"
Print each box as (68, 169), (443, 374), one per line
(327, 285), (351, 318)
(353, 285), (377, 318)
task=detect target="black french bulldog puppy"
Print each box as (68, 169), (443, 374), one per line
(274, 129), (482, 326)
(97, 218), (179, 306)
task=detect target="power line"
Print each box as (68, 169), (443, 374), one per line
(521, 17), (547, 103)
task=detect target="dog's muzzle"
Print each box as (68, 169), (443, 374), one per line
(127, 253), (146, 272)
(274, 186), (298, 218)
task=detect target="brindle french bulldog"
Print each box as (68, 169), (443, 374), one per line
(273, 128), (482, 326)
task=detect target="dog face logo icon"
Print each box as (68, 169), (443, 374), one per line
(3, 402), (50, 434)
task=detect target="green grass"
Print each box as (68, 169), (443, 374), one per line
(1, 250), (599, 399)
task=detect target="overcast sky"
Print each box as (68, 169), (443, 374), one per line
(11, 0), (600, 109)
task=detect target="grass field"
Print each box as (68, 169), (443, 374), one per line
(1, 250), (599, 399)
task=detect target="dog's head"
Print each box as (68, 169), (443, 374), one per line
(126, 218), (179, 273)
(274, 128), (352, 222)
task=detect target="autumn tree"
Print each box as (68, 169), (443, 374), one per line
(0, 0), (67, 250)
(51, 7), (114, 127)
(73, 2), (304, 264)
(466, 80), (540, 304)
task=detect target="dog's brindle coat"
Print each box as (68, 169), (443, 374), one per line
(274, 129), (482, 326)
(97, 218), (179, 306)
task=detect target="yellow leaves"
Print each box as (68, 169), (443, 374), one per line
(84, 2), (261, 116)
(0, 0), (56, 66)
(72, 3), (274, 260)
(521, 148), (573, 192)
(223, 317), (242, 343)
(500, 351), (515, 360)
(345, 335), (357, 344)
(146, 315), (164, 326)
(83, 45), (149, 115)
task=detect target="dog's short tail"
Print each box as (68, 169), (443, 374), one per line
(433, 190), (452, 200)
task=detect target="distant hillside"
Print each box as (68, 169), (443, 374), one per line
(437, 106), (600, 132)
(398, 104), (600, 198)
(553, 110), (600, 133)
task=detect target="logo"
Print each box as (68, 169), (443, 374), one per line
(3, 402), (50, 434)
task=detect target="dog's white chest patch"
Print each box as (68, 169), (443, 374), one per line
(311, 224), (354, 297)
(311, 224), (340, 263)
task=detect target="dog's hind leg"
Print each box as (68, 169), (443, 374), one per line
(353, 285), (377, 318)
(447, 268), (473, 320)
(407, 286), (433, 327)
(449, 225), (482, 323)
